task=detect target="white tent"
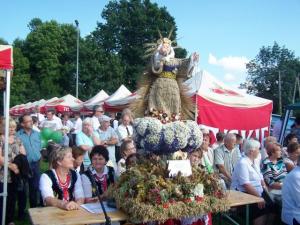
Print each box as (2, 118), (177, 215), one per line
(104, 92), (139, 111)
(45, 94), (82, 113)
(72, 90), (109, 112)
(105, 85), (132, 103)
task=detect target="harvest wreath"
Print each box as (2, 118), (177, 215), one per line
(108, 157), (229, 223)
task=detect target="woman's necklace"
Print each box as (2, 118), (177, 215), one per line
(56, 170), (71, 201)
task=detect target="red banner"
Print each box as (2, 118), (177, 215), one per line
(197, 95), (273, 142)
(0, 45), (13, 70)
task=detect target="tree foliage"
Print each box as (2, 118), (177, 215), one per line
(242, 42), (300, 114)
(90, 0), (186, 90)
(1, 1), (186, 107)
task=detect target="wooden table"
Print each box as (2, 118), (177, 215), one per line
(221, 190), (264, 225)
(28, 206), (127, 225)
(29, 191), (263, 225)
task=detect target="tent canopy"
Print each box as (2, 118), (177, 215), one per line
(44, 94), (82, 113)
(80, 90), (109, 112)
(186, 70), (273, 142)
(103, 85), (132, 111)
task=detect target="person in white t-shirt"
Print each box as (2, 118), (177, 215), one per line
(71, 112), (82, 135)
(39, 147), (84, 210)
(91, 106), (104, 131)
(40, 110), (63, 131)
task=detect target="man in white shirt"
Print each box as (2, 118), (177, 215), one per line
(282, 156), (300, 225)
(40, 109), (63, 131)
(116, 113), (133, 162)
(91, 106), (104, 131)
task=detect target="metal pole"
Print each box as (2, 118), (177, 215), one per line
(298, 73), (300, 100)
(292, 76), (297, 104)
(278, 71), (282, 115)
(75, 20), (79, 98)
(3, 91), (5, 115)
(2, 70), (11, 225)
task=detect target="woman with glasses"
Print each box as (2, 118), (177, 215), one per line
(39, 147), (84, 210)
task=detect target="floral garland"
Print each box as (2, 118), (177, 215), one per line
(108, 158), (229, 223)
(133, 117), (203, 153)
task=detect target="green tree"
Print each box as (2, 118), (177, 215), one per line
(10, 46), (32, 106)
(242, 42), (300, 114)
(23, 19), (78, 99)
(90, 0), (186, 90)
(79, 38), (125, 99)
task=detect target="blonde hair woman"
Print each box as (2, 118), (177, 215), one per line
(0, 118), (26, 225)
(39, 147), (84, 210)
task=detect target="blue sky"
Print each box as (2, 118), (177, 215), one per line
(1, 0), (300, 88)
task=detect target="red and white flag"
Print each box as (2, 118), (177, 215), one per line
(0, 45), (13, 70)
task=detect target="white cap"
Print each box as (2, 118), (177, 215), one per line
(99, 115), (111, 122)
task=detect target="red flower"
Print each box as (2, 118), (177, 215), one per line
(156, 196), (162, 204)
(169, 199), (176, 204)
(183, 198), (192, 203)
(163, 202), (169, 208)
(214, 191), (223, 198)
(195, 196), (203, 202)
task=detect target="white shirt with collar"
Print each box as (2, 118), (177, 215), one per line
(40, 118), (63, 131)
(282, 166), (300, 225)
(39, 169), (84, 203)
(116, 124), (133, 146)
(231, 156), (264, 196)
(81, 166), (110, 198)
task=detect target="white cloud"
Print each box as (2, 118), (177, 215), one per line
(224, 73), (236, 81)
(208, 53), (249, 72)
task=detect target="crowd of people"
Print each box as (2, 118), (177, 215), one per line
(0, 106), (300, 225)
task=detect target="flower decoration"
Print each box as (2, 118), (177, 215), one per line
(108, 157), (229, 223)
(133, 117), (203, 153)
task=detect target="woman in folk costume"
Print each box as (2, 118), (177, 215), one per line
(39, 147), (84, 211)
(131, 29), (199, 121)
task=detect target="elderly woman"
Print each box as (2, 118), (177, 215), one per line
(261, 143), (287, 191)
(81, 145), (115, 203)
(0, 118), (26, 225)
(76, 117), (101, 170)
(231, 139), (273, 225)
(284, 142), (300, 172)
(39, 147), (84, 210)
